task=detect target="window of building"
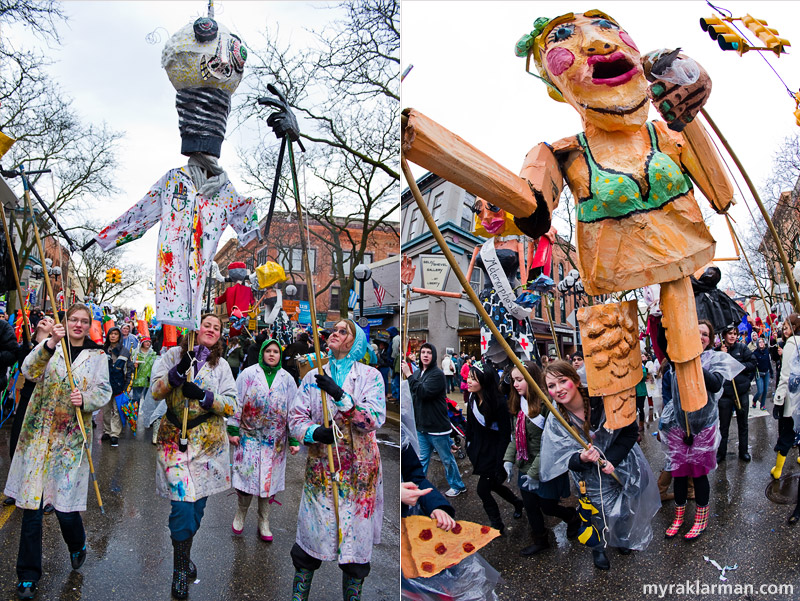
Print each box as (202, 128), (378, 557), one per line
(335, 250), (373, 275)
(408, 210), (419, 241)
(408, 312), (428, 331)
(469, 265), (481, 293)
(536, 300), (542, 319)
(257, 247), (269, 266)
(290, 248), (315, 272)
(558, 262), (564, 282)
(330, 285), (340, 307)
(560, 295), (566, 323)
(458, 313), (479, 329)
(432, 192), (444, 223)
(461, 193), (475, 230)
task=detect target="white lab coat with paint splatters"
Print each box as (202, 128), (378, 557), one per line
(231, 364), (297, 497)
(5, 341), (111, 512)
(94, 168), (259, 329)
(289, 361), (386, 564)
(150, 346), (237, 501)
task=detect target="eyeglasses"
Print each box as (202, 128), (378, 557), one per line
(332, 327), (350, 337)
(470, 199), (502, 215)
(67, 318), (91, 326)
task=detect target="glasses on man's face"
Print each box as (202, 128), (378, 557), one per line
(67, 318), (90, 326)
(332, 327), (350, 337)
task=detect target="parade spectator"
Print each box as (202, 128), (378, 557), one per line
(464, 360), (523, 535)
(405, 342), (466, 498)
(752, 337), (773, 411)
(131, 337), (157, 429)
(120, 323), (139, 352)
(540, 360), (660, 570)
(376, 336), (393, 394)
(229, 338), (300, 540)
(459, 356), (472, 406)
(282, 329), (313, 385)
(150, 313), (236, 599)
(504, 361), (578, 555)
(224, 335), (246, 379)
(635, 356), (648, 433)
(441, 352), (456, 393)
(717, 324), (757, 462)
(102, 327), (133, 447)
(571, 351), (587, 386)
(388, 326), (400, 402)
(660, 321), (737, 541)
(289, 319), (385, 601)
(771, 314), (800, 486)
(454, 353), (465, 391)
(6, 304), (111, 600)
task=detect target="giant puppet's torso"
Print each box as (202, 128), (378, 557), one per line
(95, 168), (259, 329)
(553, 120), (715, 296)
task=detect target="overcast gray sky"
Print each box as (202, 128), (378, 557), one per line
(6, 1), (340, 311)
(401, 1), (800, 277)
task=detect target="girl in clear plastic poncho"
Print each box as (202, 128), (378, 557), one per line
(465, 361), (523, 535)
(503, 361), (578, 556)
(539, 361), (660, 571)
(659, 320), (743, 540)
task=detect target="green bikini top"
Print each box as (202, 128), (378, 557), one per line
(576, 122), (692, 223)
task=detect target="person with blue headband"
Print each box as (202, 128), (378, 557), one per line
(289, 319), (386, 601)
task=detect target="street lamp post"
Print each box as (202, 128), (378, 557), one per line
(353, 263), (372, 325)
(557, 269), (585, 353)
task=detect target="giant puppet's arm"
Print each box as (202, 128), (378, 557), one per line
(678, 120), (734, 214)
(94, 175), (166, 250)
(402, 109), (560, 239)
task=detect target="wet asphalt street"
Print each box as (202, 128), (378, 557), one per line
(0, 410), (400, 601)
(428, 385), (800, 601)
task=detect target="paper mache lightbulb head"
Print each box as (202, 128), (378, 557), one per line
(162, 16), (247, 157)
(516, 10), (650, 132)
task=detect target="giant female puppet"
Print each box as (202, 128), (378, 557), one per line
(403, 9), (735, 427)
(91, 16), (260, 329)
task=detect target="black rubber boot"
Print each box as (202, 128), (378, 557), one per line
(565, 512), (580, 539)
(342, 572), (365, 601)
(171, 538), (191, 599)
(592, 548), (610, 570)
(292, 568), (314, 601)
(485, 506), (505, 536)
(520, 532), (550, 556)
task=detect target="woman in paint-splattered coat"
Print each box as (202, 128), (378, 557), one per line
(149, 313), (236, 599)
(229, 338), (300, 541)
(288, 319), (385, 601)
(5, 304), (111, 598)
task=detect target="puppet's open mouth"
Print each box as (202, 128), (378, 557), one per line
(589, 52), (638, 86)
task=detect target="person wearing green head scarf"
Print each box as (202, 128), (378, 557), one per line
(288, 319), (386, 601)
(228, 338), (299, 542)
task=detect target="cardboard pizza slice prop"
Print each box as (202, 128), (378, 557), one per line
(401, 515), (500, 578)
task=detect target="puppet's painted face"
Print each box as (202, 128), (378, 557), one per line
(474, 198), (507, 235)
(542, 12), (648, 132)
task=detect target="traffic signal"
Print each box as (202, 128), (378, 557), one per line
(741, 14), (790, 56)
(105, 269), (113, 283)
(105, 268), (122, 284)
(795, 92), (800, 127)
(699, 16), (747, 54)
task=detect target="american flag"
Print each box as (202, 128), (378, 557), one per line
(372, 279), (386, 307)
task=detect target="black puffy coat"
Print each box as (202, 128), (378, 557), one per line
(720, 342), (757, 399)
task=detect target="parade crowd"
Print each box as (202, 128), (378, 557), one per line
(402, 310), (800, 573)
(0, 306), (390, 601)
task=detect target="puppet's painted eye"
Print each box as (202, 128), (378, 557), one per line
(549, 24), (574, 43)
(593, 19), (619, 30)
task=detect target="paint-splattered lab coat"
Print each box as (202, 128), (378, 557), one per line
(231, 365), (297, 497)
(150, 346), (237, 502)
(94, 168), (260, 329)
(289, 362), (385, 564)
(4, 341), (111, 512)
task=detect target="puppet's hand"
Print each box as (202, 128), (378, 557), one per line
(642, 49), (711, 132)
(260, 84), (301, 142)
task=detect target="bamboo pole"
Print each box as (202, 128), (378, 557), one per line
(0, 201), (31, 339)
(700, 108), (800, 314)
(20, 169), (103, 513)
(287, 142), (341, 546)
(402, 284), (411, 374)
(726, 215), (773, 329)
(543, 295), (561, 360)
(401, 157), (621, 484)
(179, 330), (196, 453)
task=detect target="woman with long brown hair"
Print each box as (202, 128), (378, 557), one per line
(149, 313), (236, 599)
(464, 360), (523, 535)
(504, 361), (578, 555)
(539, 360), (660, 571)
